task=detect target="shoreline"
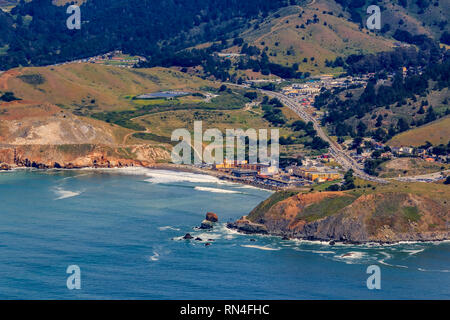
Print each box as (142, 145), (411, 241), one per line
(226, 222), (450, 246)
(0, 162), (280, 191)
(3, 164), (449, 245)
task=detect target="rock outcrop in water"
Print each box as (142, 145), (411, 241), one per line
(206, 212), (218, 223)
(199, 212), (219, 229)
(227, 189), (450, 244)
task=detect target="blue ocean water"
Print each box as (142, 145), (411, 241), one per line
(0, 168), (448, 299)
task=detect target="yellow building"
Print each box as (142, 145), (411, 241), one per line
(293, 167), (341, 182)
(214, 159), (248, 170)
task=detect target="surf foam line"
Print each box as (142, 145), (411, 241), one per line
(149, 251), (160, 261)
(241, 244), (281, 251)
(194, 186), (241, 194)
(39, 167), (274, 192)
(158, 226), (181, 231)
(418, 267), (450, 273)
(53, 187), (82, 200)
(378, 252), (408, 268)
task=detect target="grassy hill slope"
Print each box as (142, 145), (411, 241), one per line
(240, 2), (394, 75)
(2, 64), (212, 112)
(388, 116), (450, 147)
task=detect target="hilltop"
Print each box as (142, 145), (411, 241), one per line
(239, 2), (395, 75)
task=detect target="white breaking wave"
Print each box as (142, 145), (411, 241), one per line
(158, 226), (181, 231)
(290, 238), (336, 246)
(339, 251), (365, 259)
(378, 252), (408, 268)
(403, 249), (425, 256)
(311, 250), (335, 254)
(53, 187), (82, 200)
(194, 186), (240, 194)
(144, 169), (222, 184)
(61, 173), (92, 181)
(333, 251), (369, 264)
(241, 245), (280, 251)
(55, 167), (219, 183)
(235, 184), (274, 192)
(418, 268), (450, 273)
(149, 251), (160, 261)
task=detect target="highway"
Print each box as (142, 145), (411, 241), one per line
(392, 170), (449, 183)
(248, 86), (389, 183)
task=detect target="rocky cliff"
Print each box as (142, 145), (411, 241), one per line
(0, 101), (171, 168)
(228, 188), (450, 244)
(0, 144), (170, 169)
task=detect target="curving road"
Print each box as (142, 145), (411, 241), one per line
(226, 83), (389, 183)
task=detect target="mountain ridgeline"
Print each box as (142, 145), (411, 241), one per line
(0, 0), (292, 69)
(1, 0), (448, 72)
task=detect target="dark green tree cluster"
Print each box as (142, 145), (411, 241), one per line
(0, 0), (290, 69)
(343, 45), (441, 75)
(319, 55), (450, 142)
(0, 91), (20, 102)
(261, 97), (286, 126)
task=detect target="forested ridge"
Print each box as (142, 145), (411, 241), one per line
(316, 50), (450, 143)
(0, 0), (292, 69)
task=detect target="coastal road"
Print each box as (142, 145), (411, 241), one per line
(227, 83), (388, 183)
(392, 170), (449, 183)
(259, 89), (388, 183)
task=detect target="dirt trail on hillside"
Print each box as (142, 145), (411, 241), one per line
(0, 70), (20, 91)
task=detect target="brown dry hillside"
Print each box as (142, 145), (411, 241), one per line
(0, 99), (172, 167)
(1, 64), (213, 112)
(0, 100), (128, 145)
(0, 64), (201, 167)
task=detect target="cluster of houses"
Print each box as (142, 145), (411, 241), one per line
(280, 74), (368, 108)
(210, 156), (342, 189)
(346, 137), (448, 165)
(244, 78), (283, 85)
(51, 51), (146, 68)
(88, 51), (146, 67)
(285, 157), (341, 183)
(391, 146), (448, 163)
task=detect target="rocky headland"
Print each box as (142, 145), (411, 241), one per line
(227, 188), (450, 244)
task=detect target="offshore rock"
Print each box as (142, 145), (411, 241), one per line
(206, 212), (219, 222)
(200, 220), (214, 230)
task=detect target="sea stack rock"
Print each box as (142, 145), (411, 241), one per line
(200, 220), (214, 229)
(206, 212), (219, 223)
(200, 212), (219, 229)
